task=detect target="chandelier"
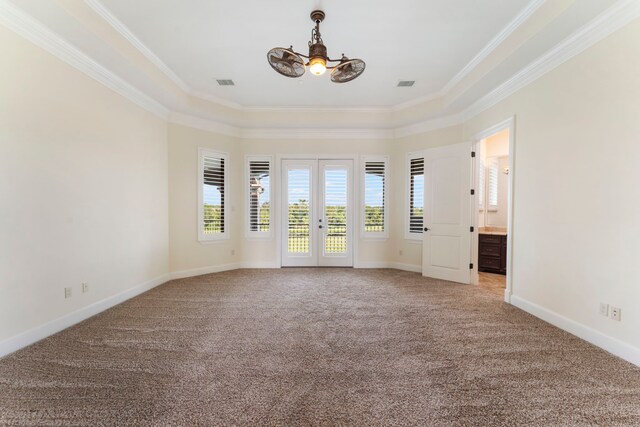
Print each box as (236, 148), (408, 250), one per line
(267, 10), (366, 83)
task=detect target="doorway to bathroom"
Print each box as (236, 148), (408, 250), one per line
(472, 118), (515, 301)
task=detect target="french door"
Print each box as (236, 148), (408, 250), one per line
(281, 159), (353, 267)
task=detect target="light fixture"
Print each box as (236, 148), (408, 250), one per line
(267, 10), (366, 83)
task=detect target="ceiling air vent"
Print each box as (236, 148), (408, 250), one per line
(216, 79), (235, 86)
(397, 80), (415, 87)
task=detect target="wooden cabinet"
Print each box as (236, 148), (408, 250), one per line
(479, 233), (507, 275)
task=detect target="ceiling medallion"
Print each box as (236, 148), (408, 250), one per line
(267, 10), (366, 83)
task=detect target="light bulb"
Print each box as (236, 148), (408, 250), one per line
(309, 57), (327, 76)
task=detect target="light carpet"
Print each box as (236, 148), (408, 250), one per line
(1, 268), (639, 426)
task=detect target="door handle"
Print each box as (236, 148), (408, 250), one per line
(319, 225), (324, 229)
(424, 227), (430, 232)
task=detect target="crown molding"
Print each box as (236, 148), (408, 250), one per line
(243, 105), (391, 114)
(189, 89), (245, 111)
(84, 0), (544, 114)
(84, 0), (191, 93)
(240, 127), (395, 140)
(390, 90), (443, 112)
(461, 0), (640, 122)
(394, 114), (463, 138)
(3, 0), (637, 140)
(169, 112), (241, 138)
(0, 0), (169, 119)
(441, 0), (547, 95)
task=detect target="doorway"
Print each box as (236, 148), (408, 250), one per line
(471, 118), (515, 302)
(281, 159), (353, 267)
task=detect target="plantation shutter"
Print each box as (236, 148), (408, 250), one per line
(487, 157), (499, 210)
(478, 156), (485, 210)
(409, 157), (424, 234)
(248, 159), (271, 234)
(364, 160), (386, 233)
(202, 155), (225, 235)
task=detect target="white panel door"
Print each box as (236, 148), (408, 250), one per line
(281, 159), (353, 267)
(281, 160), (317, 267)
(422, 142), (472, 284)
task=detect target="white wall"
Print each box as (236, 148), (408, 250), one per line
(463, 19), (640, 357)
(168, 131), (394, 273)
(241, 138), (393, 268)
(168, 124), (242, 276)
(0, 27), (169, 344)
(378, 18), (640, 362)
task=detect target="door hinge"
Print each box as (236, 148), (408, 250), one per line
(471, 151), (476, 158)
(470, 189), (475, 195)
(469, 263), (474, 269)
(470, 226), (474, 232)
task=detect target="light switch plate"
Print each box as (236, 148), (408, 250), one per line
(64, 287), (72, 299)
(599, 302), (609, 316)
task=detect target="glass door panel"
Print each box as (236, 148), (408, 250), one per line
(319, 160), (352, 266)
(281, 159), (352, 267)
(281, 160), (317, 266)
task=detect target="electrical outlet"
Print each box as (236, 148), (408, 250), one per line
(610, 306), (621, 321)
(399, 249), (403, 256)
(82, 282), (89, 293)
(599, 302), (609, 316)
(64, 287), (72, 299)
(231, 249), (235, 256)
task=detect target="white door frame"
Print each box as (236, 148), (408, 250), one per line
(471, 116), (516, 303)
(275, 154), (359, 268)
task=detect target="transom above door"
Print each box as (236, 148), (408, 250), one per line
(281, 159), (353, 267)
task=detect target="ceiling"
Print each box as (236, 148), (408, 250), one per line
(97, 0), (531, 108)
(4, 0), (629, 133)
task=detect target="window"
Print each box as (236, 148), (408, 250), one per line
(406, 154), (424, 239)
(247, 156), (272, 238)
(198, 148), (228, 241)
(478, 156), (485, 211)
(362, 156), (388, 238)
(487, 157), (499, 211)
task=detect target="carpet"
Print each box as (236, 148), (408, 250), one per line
(0, 268), (639, 426)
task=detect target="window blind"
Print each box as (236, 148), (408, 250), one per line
(202, 155), (225, 235)
(248, 159), (271, 233)
(487, 157), (499, 210)
(409, 157), (424, 234)
(364, 160), (385, 233)
(478, 157), (485, 210)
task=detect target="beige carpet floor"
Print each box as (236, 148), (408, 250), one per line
(1, 268), (639, 426)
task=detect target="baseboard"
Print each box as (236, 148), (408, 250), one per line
(0, 273), (170, 359)
(355, 261), (393, 269)
(511, 295), (640, 367)
(239, 261), (280, 269)
(1, 262), (423, 359)
(169, 263), (242, 280)
(388, 262), (422, 273)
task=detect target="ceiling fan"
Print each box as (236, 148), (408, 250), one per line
(267, 10), (366, 83)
